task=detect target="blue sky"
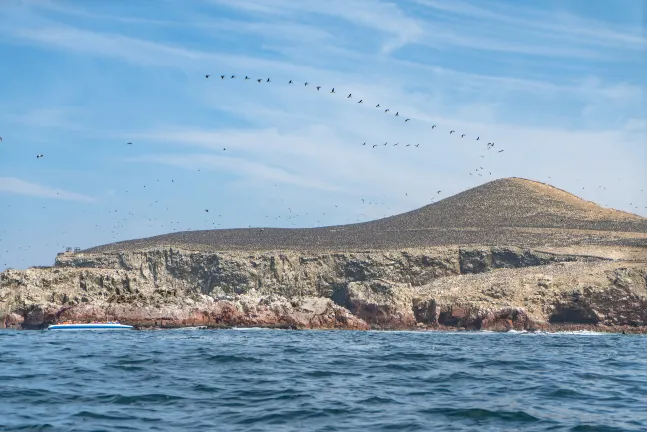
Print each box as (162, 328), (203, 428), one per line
(0, 0), (645, 270)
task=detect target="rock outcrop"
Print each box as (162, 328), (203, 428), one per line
(2, 245), (646, 332)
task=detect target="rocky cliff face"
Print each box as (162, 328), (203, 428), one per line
(1, 246), (646, 332)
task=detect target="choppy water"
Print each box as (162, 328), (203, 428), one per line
(1, 329), (646, 432)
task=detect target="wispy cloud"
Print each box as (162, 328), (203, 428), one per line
(0, 177), (96, 202)
(413, 0), (647, 58)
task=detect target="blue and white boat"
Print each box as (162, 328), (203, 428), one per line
(48, 322), (133, 330)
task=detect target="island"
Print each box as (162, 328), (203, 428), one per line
(2, 178), (646, 332)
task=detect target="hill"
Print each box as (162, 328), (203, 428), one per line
(84, 178), (647, 253)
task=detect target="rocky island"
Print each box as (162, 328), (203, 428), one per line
(2, 178), (646, 332)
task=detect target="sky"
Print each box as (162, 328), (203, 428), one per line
(0, 0), (646, 270)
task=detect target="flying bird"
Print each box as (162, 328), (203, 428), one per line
(289, 80), (293, 84)
(305, 82), (308, 86)
(347, 93), (352, 98)
(376, 104), (380, 107)
(245, 76), (250, 80)
(231, 75), (235, 78)
(385, 109), (390, 113)
(476, 137), (480, 140)
(461, 134), (465, 138)
(372, 145), (377, 148)
(362, 142), (366, 146)
(437, 190), (441, 194)
(498, 150), (504, 153)
(358, 100), (363, 103)
(220, 75), (225, 79)
(432, 125), (436, 129)
(316, 86), (321, 90)
(266, 78), (271, 82)
(395, 112), (399, 116)
(205, 74), (210, 78)
(450, 130), (455, 134)
(36, 154), (44, 158)
(330, 88), (335, 93)
(127, 142), (132, 145)
(404, 118), (410, 122)
(257, 79), (262, 83)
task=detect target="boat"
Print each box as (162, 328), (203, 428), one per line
(47, 321), (133, 330)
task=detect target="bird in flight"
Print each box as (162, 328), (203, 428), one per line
(305, 82), (308, 86)
(373, 144), (377, 148)
(358, 100), (363, 103)
(316, 86), (321, 91)
(347, 93), (352, 98)
(330, 88), (335, 93)
(36, 154), (44, 158)
(127, 142), (132, 145)
(395, 112), (399, 116)
(205, 74), (210, 78)
(220, 75), (225, 79)
(432, 125), (436, 129)
(498, 150), (504, 153)
(461, 134), (465, 138)
(385, 109), (390, 113)
(362, 142), (366, 146)
(245, 76), (250, 80)
(404, 118), (410, 122)
(266, 78), (271, 82)
(450, 130), (455, 134)
(376, 104), (380, 107)
(289, 80), (293, 84)
(257, 79), (262, 83)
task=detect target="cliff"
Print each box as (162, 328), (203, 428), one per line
(2, 178), (646, 332)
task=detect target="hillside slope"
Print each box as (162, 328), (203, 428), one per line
(84, 178), (647, 253)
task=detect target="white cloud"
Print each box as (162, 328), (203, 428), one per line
(0, 177), (97, 202)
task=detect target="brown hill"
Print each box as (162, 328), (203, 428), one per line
(84, 178), (647, 253)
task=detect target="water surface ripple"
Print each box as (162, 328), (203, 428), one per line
(1, 329), (646, 431)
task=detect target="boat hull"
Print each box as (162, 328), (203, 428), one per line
(48, 324), (133, 330)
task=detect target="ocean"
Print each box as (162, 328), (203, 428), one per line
(1, 329), (646, 431)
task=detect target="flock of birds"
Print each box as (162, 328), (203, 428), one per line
(204, 73), (505, 156)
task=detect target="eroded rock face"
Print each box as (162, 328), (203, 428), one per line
(1, 246), (645, 332)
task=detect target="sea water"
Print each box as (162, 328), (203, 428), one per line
(1, 329), (646, 431)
